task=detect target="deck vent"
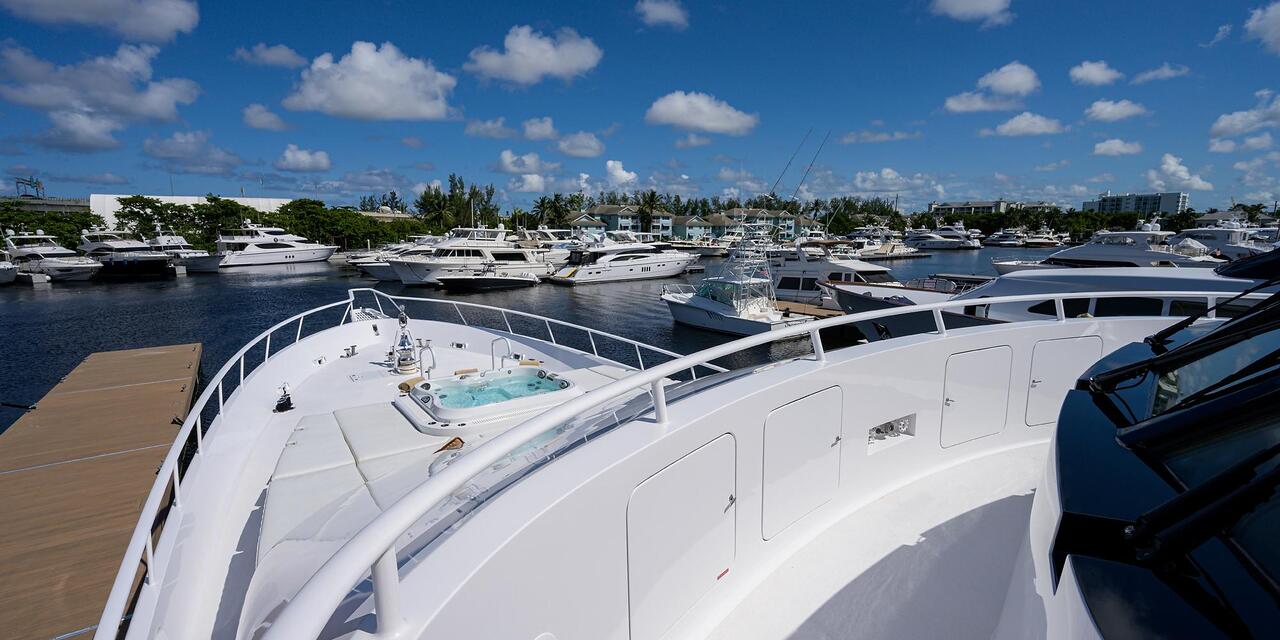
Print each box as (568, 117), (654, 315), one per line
(867, 413), (915, 454)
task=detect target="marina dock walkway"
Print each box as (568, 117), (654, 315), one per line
(0, 344), (202, 640)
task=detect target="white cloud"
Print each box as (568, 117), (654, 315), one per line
(401, 136), (424, 148)
(644, 91), (758, 134)
(497, 149), (558, 174)
(242, 103), (287, 131)
(465, 117), (516, 138)
(0, 44), (198, 151)
(301, 168), (408, 197)
(232, 43), (306, 68)
(1145, 153), (1212, 191)
(1209, 90), (1280, 137)
(464, 25), (603, 85)
(1087, 172), (1115, 183)
(1202, 24), (1232, 48)
(0, 0), (198, 42)
(412, 179), (442, 194)
(605, 160), (637, 186)
(984, 112), (1064, 136)
(283, 41), (455, 121)
(556, 131), (604, 157)
(635, 0), (688, 29)
(853, 168), (931, 192)
(943, 90), (1020, 112)
(840, 129), (922, 143)
(1069, 60), (1123, 86)
(274, 144), (331, 172)
(1209, 138), (1237, 153)
(1033, 159), (1069, 172)
(1084, 98), (1148, 122)
(977, 61), (1039, 96)
(523, 116), (558, 140)
(674, 132), (711, 148)
(1244, 131), (1274, 150)
(1093, 138), (1142, 156)
(929, 0), (1013, 28)
(1132, 62), (1189, 84)
(1246, 3), (1280, 54)
(508, 174), (548, 192)
(142, 130), (241, 175)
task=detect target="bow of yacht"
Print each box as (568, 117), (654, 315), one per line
(95, 286), (1278, 640)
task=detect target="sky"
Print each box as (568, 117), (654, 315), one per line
(1, 0), (1279, 213)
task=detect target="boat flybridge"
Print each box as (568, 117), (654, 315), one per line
(993, 224), (1226, 275)
(661, 251), (813, 336)
(2, 228), (102, 280)
(146, 228), (223, 272)
(216, 222), (338, 267)
(97, 283), (1280, 640)
(77, 228), (173, 277)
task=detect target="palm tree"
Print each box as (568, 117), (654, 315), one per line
(637, 189), (660, 233)
(531, 196), (552, 225)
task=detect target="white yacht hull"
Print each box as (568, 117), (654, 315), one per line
(906, 238), (980, 250)
(0, 263), (15, 284)
(392, 259), (555, 285)
(25, 258), (102, 281)
(356, 262), (402, 281)
(172, 254), (224, 272)
(550, 254), (696, 284)
(662, 293), (812, 336)
(219, 246), (337, 267)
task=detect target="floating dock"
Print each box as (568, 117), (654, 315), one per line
(0, 344), (202, 640)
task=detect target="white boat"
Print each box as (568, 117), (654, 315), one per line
(217, 222), (338, 267)
(95, 283), (1280, 640)
(550, 240), (697, 284)
(1169, 222), (1272, 261)
(389, 240), (553, 286)
(662, 256), (813, 336)
(906, 225), (981, 250)
(768, 241), (901, 306)
(351, 238), (443, 282)
(511, 226), (580, 267)
(146, 229), (223, 272)
(983, 229), (1026, 247)
(992, 223), (1225, 274)
(436, 269), (541, 292)
(0, 250), (15, 284)
(2, 229), (102, 281)
(1021, 232), (1061, 248)
(78, 228), (173, 277)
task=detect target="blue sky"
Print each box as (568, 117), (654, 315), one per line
(1, 0), (1279, 212)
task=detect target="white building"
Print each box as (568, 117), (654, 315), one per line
(1081, 191), (1187, 216)
(90, 194), (293, 227)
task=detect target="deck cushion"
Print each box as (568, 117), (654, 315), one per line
(335, 403), (437, 463)
(272, 413), (355, 480)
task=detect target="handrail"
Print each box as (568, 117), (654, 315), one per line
(264, 288), (1273, 640)
(94, 287), (711, 640)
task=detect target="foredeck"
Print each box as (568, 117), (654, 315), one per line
(0, 344), (202, 640)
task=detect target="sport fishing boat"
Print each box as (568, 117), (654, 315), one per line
(145, 229), (223, 272)
(77, 228), (173, 278)
(661, 255), (813, 336)
(993, 224), (1225, 275)
(0, 250), (15, 284)
(768, 241), (901, 305)
(2, 229), (102, 281)
(550, 240), (697, 284)
(216, 222), (338, 267)
(94, 283), (1280, 640)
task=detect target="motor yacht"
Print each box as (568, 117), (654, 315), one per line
(0, 250), (15, 284)
(3, 229), (103, 281)
(1021, 231), (1061, 248)
(78, 228), (173, 277)
(662, 254), (813, 336)
(217, 222), (338, 267)
(905, 226), (980, 250)
(146, 229), (224, 272)
(983, 229), (1026, 247)
(436, 269), (540, 292)
(344, 236), (441, 264)
(389, 240), (553, 286)
(992, 226), (1224, 275)
(511, 227), (578, 267)
(767, 241), (901, 306)
(1169, 222), (1272, 261)
(550, 240), (697, 284)
(351, 238), (443, 282)
(94, 282), (1280, 640)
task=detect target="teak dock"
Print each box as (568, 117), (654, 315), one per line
(0, 344), (202, 640)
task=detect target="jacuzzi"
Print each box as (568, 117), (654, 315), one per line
(409, 367), (580, 422)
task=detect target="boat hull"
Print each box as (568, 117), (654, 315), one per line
(438, 276), (539, 292)
(824, 283), (1000, 341)
(550, 255), (696, 285)
(173, 254), (224, 272)
(356, 262), (402, 281)
(219, 246), (337, 267)
(94, 256), (174, 278)
(0, 264), (14, 284)
(392, 260), (555, 286)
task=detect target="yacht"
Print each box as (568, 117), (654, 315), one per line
(0, 250), (15, 284)
(146, 229), (223, 272)
(77, 228), (173, 277)
(768, 241), (901, 305)
(1169, 222), (1272, 261)
(1021, 230), (1061, 248)
(2, 229), (102, 281)
(905, 225), (980, 250)
(94, 283), (1280, 640)
(992, 226), (1224, 275)
(344, 236), (441, 264)
(217, 222), (338, 267)
(550, 240), (697, 284)
(389, 239), (553, 286)
(983, 229), (1026, 247)
(436, 269), (540, 292)
(351, 238), (443, 282)
(661, 255), (813, 336)
(512, 227), (578, 266)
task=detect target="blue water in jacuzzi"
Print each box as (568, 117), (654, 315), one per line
(434, 374), (565, 408)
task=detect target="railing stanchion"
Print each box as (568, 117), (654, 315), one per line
(144, 534), (155, 584)
(265, 335), (271, 360)
(635, 344), (645, 370)
(810, 329), (826, 362)
(932, 309), (947, 336)
(1054, 298), (1066, 322)
(375, 296), (384, 315)
(455, 304), (467, 325)
(194, 414), (203, 452)
(340, 302), (352, 325)
(1207, 296), (1218, 319)
(171, 464), (181, 507)
(239, 356), (244, 385)
(502, 311), (512, 334)
(371, 547), (404, 637)
(651, 380), (668, 425)
(588, 331), (598, 357)
(218, 382), (224, 412)
(296, 317), (304, 342)
(545, 319), (556, 344)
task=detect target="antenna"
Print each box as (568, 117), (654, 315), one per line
(790, 130), (831, 202)
(769, 128), (811, 196)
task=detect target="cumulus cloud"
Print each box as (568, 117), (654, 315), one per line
(232, 43), (306, 68)
(982, 112), (1064, 136)
(0, 0), (198, 42)
(1033, 159), (1069, 172)
(1202, 24), (1232, 48)
(1209, 90), (1280, 137)
(412, 179), (443, 195)
(465, 117), (516, 138)
(1209, 138), (1236, 153)
(1069, 60), (1123, 85)
(1246, 3), (1280, 54)
(1087, 172), (1115, 183)
(522, 116), (558, 140)
(0, 44), (198, 151)
(1245, 132), (1274, 150)
(497, 149), (558, 174)
(283, 41), (455, 120)
(1132, 62), (1189, 84)
(508, 174), (548, 193)
(302, 168), (408, 197)
(274, 144), (330, 172)
(605, 160), (637, 186)
(1146, 153), (1212, 190)
(840, 129), (922, 144)
(142, 130), (240, 175)
(464, 26), (602, 85)
(556, 131), (604, 157)
(400, 136), (424, 148)
(1093, 138), (1142, 156)
(978, 61), (1038, 96)
(929, 0), (1013, 28)
(644, 91), (758, 134)
(1084, 99), (1148, 122)
(242, 103), (288, 131)
(943, 91), (1020, 113)
(635, 0), (688, 29)
(674, 133), (710, 148)
(853, 168), (932, 192)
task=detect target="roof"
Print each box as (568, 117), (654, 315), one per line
(584, 204), (673, 216)
(672, 215), (709, 226)
(568, 214), (606, 227)
(722, 207), (795, 219)
(702, 213), (735, 226)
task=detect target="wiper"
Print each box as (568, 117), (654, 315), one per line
(1145, 276), (1280, 354)
(1125, 442), (1280, 563)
